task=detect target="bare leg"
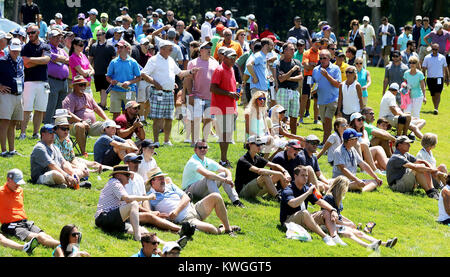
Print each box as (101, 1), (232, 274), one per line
(74, 123), (87, 154)
(7, 121), (18, 152)
(414, 171), (434, 191)
(0, 234), (25, 251)
(139, 212), (181, 232)
(290, 116), (297, 135)
(163, 119), (172, 143)
(152, 118), (163, 143)
(0, 119), (10, 152)
(32, 111), (44, 135)
(322, 116), (332, 144)
(120, 201), (141, 241)
(203, 118), (213, 142)
(370, 146), (388, 170)
(361, 180), (378, 192)
(100, 89), (107, 107)
(299, 94), (308, 122)
(27, 232), (60, 248)
(322, 210), (337, 237)
(360, 143), (377, 172)
(21, 111), (32, 135)
(196, 193), (231, 234)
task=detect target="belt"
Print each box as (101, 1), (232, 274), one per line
(155, 89), (173, 93)
(49, 76), (67, 81)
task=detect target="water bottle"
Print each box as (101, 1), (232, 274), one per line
(73, 175), (80, 190)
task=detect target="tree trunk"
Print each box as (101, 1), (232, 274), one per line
(325, 0), (339, 40)
(432, 0), (443, 21)
(413, 0), (423, 17)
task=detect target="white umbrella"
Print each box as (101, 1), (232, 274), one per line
(0, 18), (21, 33)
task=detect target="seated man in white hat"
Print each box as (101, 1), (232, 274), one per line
(93, 120), (138, 167)
(53, 112), (112, 175)
(148, 167), (241, 236)
(62, 75), (110, 158)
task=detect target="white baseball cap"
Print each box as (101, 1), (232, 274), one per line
(88, 9), (98, 16)
(247, 14), (255, 21)
(102, 120), (121, 130)
(162, 241), (181, 254)
(205, 12), (214, 20)
(415, 15), (422, 21)
(363, 16), (370, 22)
(389, 83), (400, 91)
(9, 38), (22, 51)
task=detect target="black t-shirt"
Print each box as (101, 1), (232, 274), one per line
(276, 59), (301, 89)
(235, 152), (268, 193)
(187, 23), (201, 41)
(280, 183), (318, 224)
(105, 28), (115, 40)
(21, 41), (51, 82)
(298, 148), (321, 172)
(322, 194), (343, 216)
(167, 19), (178, 27)
(272, 150), (301, 180)
(131, 45), (151, 68)
(89, 42), (116, 75)
(20, 3), (40, 25)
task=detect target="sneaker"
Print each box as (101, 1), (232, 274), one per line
(427, 189), (439, 200)
(385, 237), (398, 248)
(332, 235), (347, 246)
(368, 239), (381, 251)
(176, 235), (189, 248)
(154, 142), (160, 148)
(374, 169), (385, 176)
(299, 118), (304, 124)
(232, 200), (246, 208)
(304, 111), (310, 118)
(8, 150), (19, 156)
(23, 237), (39, 254)
(407, 133), (416, 141)
(186, 191), (194, 202)
(314, 120), (321, 124)
(323, 235), (336, 246)
(184, 139), (192, 143)
(219, 160), (232, 168)
(31, 133), (40, 139)
(19, 133), (26, 140)
(1, 151), (10, 157)
(79, 181), (92, 189)
(433, 109), (438, 115)
(163, 141), (173, 146)
(179, 222), (196, 239)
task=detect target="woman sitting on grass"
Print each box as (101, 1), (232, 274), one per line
(269, 104), (305, 145)
(322, 176), (398, 251)
(438, 176), (450, 226)
(53, 224), (90, 257)
(416, 133), (447, 189)
(317, 117), (347, 165)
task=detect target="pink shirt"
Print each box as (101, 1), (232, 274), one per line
(187, 57), (219, 100)
(69, 52), (91, 83)
(62, 92), (99, 123)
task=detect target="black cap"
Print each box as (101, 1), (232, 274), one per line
(311, 37), (319, 43)
(141, 139), (159, 148)
(294, 16), (301, 21)
(147, 6), (153, 11)
(336, 50), (345, 57)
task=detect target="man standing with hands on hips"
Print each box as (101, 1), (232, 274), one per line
(141, 40), (199, 146)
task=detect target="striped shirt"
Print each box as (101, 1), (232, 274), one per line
(95, 178), (128, 219)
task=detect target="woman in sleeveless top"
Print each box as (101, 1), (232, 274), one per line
(348, 19), (365, 51)
(247, 15), (259, 40)
(53, 224), (90, 257)
(337, 66), (364, 123)
(355, 57), (371, 106)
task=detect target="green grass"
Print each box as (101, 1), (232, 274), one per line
(1, 66), (449, 257)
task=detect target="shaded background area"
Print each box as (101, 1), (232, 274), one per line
(3, 0), (449, 40)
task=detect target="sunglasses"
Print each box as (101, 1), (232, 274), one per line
(392, 55), (400, 58)
(255, 143), (265, 147)
(340, 123), (348, 127)
(308, 141), (320, 146)
(328, 48), (336, 50)
(123, 173), (131, 177)
(150, 241), (159, 245)
(78, 84), (87, 87)
(257, 97), (266, 101)
(27, 31), (37, 35)
(409, 61), (417, 64)
(152, 15), (158, 17)
(58, 127), (70, 131)
(71, 232), (81, 237)
(201, 46), (212, 49)
(355, 62), (363, 65)
(319, 57), (328, 60)
(196, 146), (208, 150)
(346, 71), (355, 74)
(355, 118), (364, 122)
(97, 33), (105, 36)
(432, 48), (438, 51)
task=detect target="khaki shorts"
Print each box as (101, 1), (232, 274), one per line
(215, 114), (235, 142)
(238, 176), (267, 199)
(22, 81), (49, 112)
(318, 101), (338, 120)
(182, 199), (208, 225)
(110, 90), (136, 113)
(382, 45), (392, 57)
(390, 168), (416, 193)
(37, 171), (56, 185)
(311, 210), (328, 226)
(0, 93), (23, 121)
(70, 121), (104, 137)
(285, 210), (309, 227)
(385, 115), (399, 128)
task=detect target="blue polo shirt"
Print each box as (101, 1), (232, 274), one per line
(106, 55), (141, 92)
(249, 51), (269, 91)
(0, 54), (24, 94)
(21, 41), (51, 82)
(131, 249), (160, 257)
(148, 183), (189, 223)
(182, 154), (220, 190)
(271, 150), (302, 180)
(298, 148), (321, 173)
(311, 63), (341, 105)
(72, 25), (93, 42)
(280, 183), (319, 224)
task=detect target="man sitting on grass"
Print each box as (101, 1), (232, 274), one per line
(114, 101), (145, 141)
(386, 136), (440, 199)
(0, 169), (60, 250)
(30, 124), (89, 189)
(235, 136), (291, 201)
(148, 167), (241, 236)
(280, 166), (346, 246)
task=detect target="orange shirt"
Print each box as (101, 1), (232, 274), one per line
(213, 40), (243, 60)
(302, 48), (320, 76)
(0, 184), (27, 224)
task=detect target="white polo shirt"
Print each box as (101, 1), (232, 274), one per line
(201, 21), (212, 42)
(422, 53), (447, 78)
(142, 53), (181, 91)
(379, 90), (397, 118)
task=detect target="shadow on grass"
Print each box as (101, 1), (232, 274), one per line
(421, 111), (437, 115)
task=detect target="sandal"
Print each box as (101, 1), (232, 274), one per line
(218, 224), (241, 235)
(364, 221), (376, 234)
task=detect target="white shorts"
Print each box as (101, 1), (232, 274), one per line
(187, 96), (212, 120)
(22, 81), (49, 112)
(215, 114), (234, 142)
(137, 82), (150, 103)
(37, 171), (56, 185)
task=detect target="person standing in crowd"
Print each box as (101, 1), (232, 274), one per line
(360, 16), (376, 65)
(20, 0), (39, 25)
(62, 75), (109, 157)
(423, 23), (450, 56)
(72, 13), (93, 48)
(69, 37), (95, 95)
(418, 17), (432, 64)
(88, 29), (116, 110)
(403, 56), (426, 119)
(214, 7), (228, 27)
(210, 49), (239, 168)
(36, 14), (47, 40)
(288, 16), (311, 48)
(184, 41), (219, 144)
(141, 40), (198, 146)
(247, 38), (272, 97)
(44, 30), (69, 125)
(134, 14), (145, 39)
(166, 10), (178, 27)
(355, 57), (371, 106)
(187, 16), (202, 41)
(94, 13), (113, 41)
(0, 39), (24, 157)
(176, 21), (194, 58)
(401, 40), (419, 68)
(412, 15), (423, 47)
(397, 25), (413, 52)
(299, 38), (320, 124)
(201, 12), (214, 42)
(106, 40), (141, 120)
(382, 50), (408, 104)
(246, 14), (259, 40)
(347, 20), (365, 60)
(422, 43), (449, 115)
(224, 10), (238, 35)
(20, 24), (51, 140)
(377, 16), (396, 67)
(337, 66), (364, 123)
(275, 42), (303, 134)
(213, 28), (243, 60)
(87, 9), (100, 42)
(312, 49), (341, 146)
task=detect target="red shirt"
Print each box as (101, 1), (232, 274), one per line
(210, 62), (237, 115)
(115, 113), (139, 140)
(0, 184), (27, 224)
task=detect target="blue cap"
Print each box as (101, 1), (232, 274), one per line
(40, 124), (56, 134)
(343, 128), (362, 140)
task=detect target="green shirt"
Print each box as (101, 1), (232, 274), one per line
(364, 122), (378, 141)
(210, 34), (221, 57)
(88, 20), (101, 40)
(93, 23), (113, 40)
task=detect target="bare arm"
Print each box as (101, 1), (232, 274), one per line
(316, 141), (333, 160)
(356, 83), (364, 110)
(443, 187), (450, 216)
(121, 193), (155, 203)
(288, 185), (314, 208)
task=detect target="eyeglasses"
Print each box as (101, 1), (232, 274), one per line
(123, 173), (131, 177)
(328, 48), (336, 50)
(97, 33), (105, 36)
(432, 48), (438, 51)
(58, 127), (70, 131)
(257, 97), (266, 101)
(152, 15), (158, 17)
(27, 31), (37, 35)
(196, 146), (208, 150)
(346, 71), (355, 74)
(356, 118), (364, 122)
(409, 61), (417, 64)
(392, 55), (400, 58)
(255, 143), (265, 147)
(78, 84), (87, 87)
(319, 57), (328, 60)
(201, 46), (212, 50)
(71, 232), (81, 237)
(308, 141), (320, 146)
